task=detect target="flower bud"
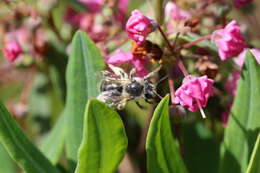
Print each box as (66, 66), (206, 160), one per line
(126, 10), (157, 45)
(3, 40), (22, 62)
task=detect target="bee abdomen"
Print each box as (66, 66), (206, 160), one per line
(101, 83), (123, 93)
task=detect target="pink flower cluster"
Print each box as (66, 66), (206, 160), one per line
(106, 10), (158, 76)
(3, 41), (22, 62)
(233, 0), (254, 8)
(174, 76), (214, 112)
(106, 49), (148, 77)
(65, 0), (129, 42)
(126, 10), (157, 45)
(212, 20), (246, 61)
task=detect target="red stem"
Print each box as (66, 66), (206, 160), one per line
(179, 34), (212, 50)
(177, 60), (189, 76)
(168, 77), (175, 104)
(157, 26), (175, 53)
(157, 26), (189, 76)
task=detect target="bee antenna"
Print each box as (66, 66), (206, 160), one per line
(154, 91), (163, 99)
(155, 75), (168, 86)
(144, 65), (162, 79)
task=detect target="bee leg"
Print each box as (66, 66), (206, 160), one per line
(129, 68), (136, 79)
(116, 98), (128, 110)
(135, 100), (146, 109)
(144, 65), (162, 79)
(145, 99), (155, 104)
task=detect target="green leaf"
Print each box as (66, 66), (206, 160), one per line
(246, 133), (260, 173)
(75, 99), (128, 173)
(0, 143), (16, 173)
(0, 101), (59, 173)
(64, 31), (105, 164)
(182, 122), (220, 173)
(146, 95), (188, 173)
(40, 112), (66, 164)
(220, 51), (260, 173)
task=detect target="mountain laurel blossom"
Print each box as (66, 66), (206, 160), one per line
(106, 49), (148, 77)
(126, 10), (157, 45)
(212, 20), (246, 61)
(3, 40), (22, 62)
(174, 75), (214, 118)
(165, 1), (191, 20)
(233, 0), (254, 8)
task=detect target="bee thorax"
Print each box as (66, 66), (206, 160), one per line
(125, 80), (144, 97)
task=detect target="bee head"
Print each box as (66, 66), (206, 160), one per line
(143, 80), (158, 99)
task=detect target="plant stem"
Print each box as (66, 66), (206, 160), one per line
(157, 26), (175, 53)
(168, 78), (175, 104)
(178, 34), (212, 50)
(157, 26), (189, 76)
(177, 60), (189, 77)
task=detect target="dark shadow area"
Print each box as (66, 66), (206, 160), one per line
(182, 122), (220, 173)
(67, 159), (77, 173)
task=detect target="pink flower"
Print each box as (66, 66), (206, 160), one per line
(165, 2), (190, 20)
(225, 71), (241, 97)
(118, 0), (128, 14)
(79, 0), (104, 13)
(235, 48), (260, 67)
(126, 10), (157, 45)
(106, 49), (148, 77)
(212, 20), (247, 61)
(65, 8), (84, 26)
(106, 49), (133, 64)
(250, 48), (260, 65)
(235, 49), (247, 67)
(3, 40), (22, 62)
(233, 0), (253, 8)
(174, 75), (214, 112)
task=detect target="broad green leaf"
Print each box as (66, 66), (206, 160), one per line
(40, 112), (66, 164)
(246, 133), (260, 173)
(38, 41), (67, 164)
(75, 99), (128, 173)
(0, 101), (59, 173)
(146, 95), (188, 173)
(220, 51), (260, 173)
(64, 31), (105, 164)
(0, 143), (16, 173)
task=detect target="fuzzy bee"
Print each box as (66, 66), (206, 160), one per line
(131, 40), (163, 63)
(97, 65), (162, 110)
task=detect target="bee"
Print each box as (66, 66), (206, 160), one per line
(97, 65), (162, 110)
(131, 40), (163, 63)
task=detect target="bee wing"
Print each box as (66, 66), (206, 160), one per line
(108, 64), (128, 79)
(97, 91), (130, 109)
